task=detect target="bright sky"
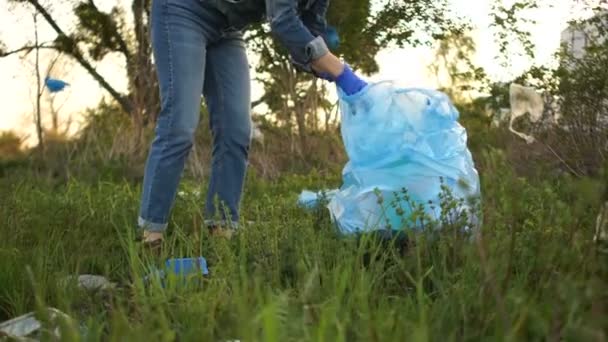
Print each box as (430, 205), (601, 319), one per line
(0, 0), (588, 145)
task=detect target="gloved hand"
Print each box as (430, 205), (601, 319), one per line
(335, 64), (367, 96)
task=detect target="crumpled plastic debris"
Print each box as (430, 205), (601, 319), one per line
(60, 274), (116, 291)
(298, 81), (481, 234)
(0, 307), (72, 340)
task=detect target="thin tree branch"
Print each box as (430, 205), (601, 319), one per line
(251, 97), (267, 109)
(33, 13), (45, 154)
(0, 44), (55, 57)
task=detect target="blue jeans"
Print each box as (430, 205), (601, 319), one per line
(138, 0), (252, 232)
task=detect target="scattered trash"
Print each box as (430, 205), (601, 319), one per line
(44, 76), (69, 93)
(299, 81), (481, 234)
(60, 274), (116, 291)
(0, 307), (71, 340)
(508, 83), (546, 143)
(144, 257), (209, 288)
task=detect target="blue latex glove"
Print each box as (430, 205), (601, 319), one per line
(335, 64), (367, 96)
(322, 26), (340, 51)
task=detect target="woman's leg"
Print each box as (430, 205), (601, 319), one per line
(203, 33), (252, 229)
(139, 0), (211, 235)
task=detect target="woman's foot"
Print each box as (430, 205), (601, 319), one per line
(143, 230), (163, 242)
(141, 230), (164, 253)
(206, 220), (237, 240)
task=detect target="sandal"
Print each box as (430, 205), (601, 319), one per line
(205, 219), (240, 240)
(135, 233), (164, 254)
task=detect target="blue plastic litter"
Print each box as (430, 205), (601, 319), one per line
(298, 81), (481, 234)
(44, 76), (69, 93)
(143, 257), (208, 287)
(166, 257), (209, 276)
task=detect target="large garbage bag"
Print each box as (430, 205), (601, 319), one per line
(299, 81), (481, 234)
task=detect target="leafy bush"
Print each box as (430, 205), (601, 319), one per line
(0, 131), (24, 161)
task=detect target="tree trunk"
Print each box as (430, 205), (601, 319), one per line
(130, 0), (158, 126)
(33, 13), (44, 156)
(122, 0), (159, 153)
(295, 101), (307, 152)
(51, 105), (58, 132)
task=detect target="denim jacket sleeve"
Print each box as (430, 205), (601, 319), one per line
(265, 0), (329, 69)
(301, 0), (329, 36)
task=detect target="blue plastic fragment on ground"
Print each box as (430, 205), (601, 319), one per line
(166, 257), (209, 276)
(144, 257), (208, 287)
(299, 81), (481, 234)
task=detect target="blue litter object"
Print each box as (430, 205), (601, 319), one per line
(166, 257), (209, 276)
(323, 26), (340, 50)
(298, 81), (481, 234)
(44, 76), (69, 93)
(143, 257), (208, 287)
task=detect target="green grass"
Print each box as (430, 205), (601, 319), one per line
(1, 149), (606, 341)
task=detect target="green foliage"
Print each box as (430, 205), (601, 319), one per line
(2, 2), (607, 338)
(326, 0), (379, 73)
(73, 2), (130, 60)
(0, 147), (606, 340)
(0, 131), (24, 160)
(549, 12), (608, 175)
(430, 30), (490, 100)
(367, 0), (462, 49)
(490, 0), (542, 68)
